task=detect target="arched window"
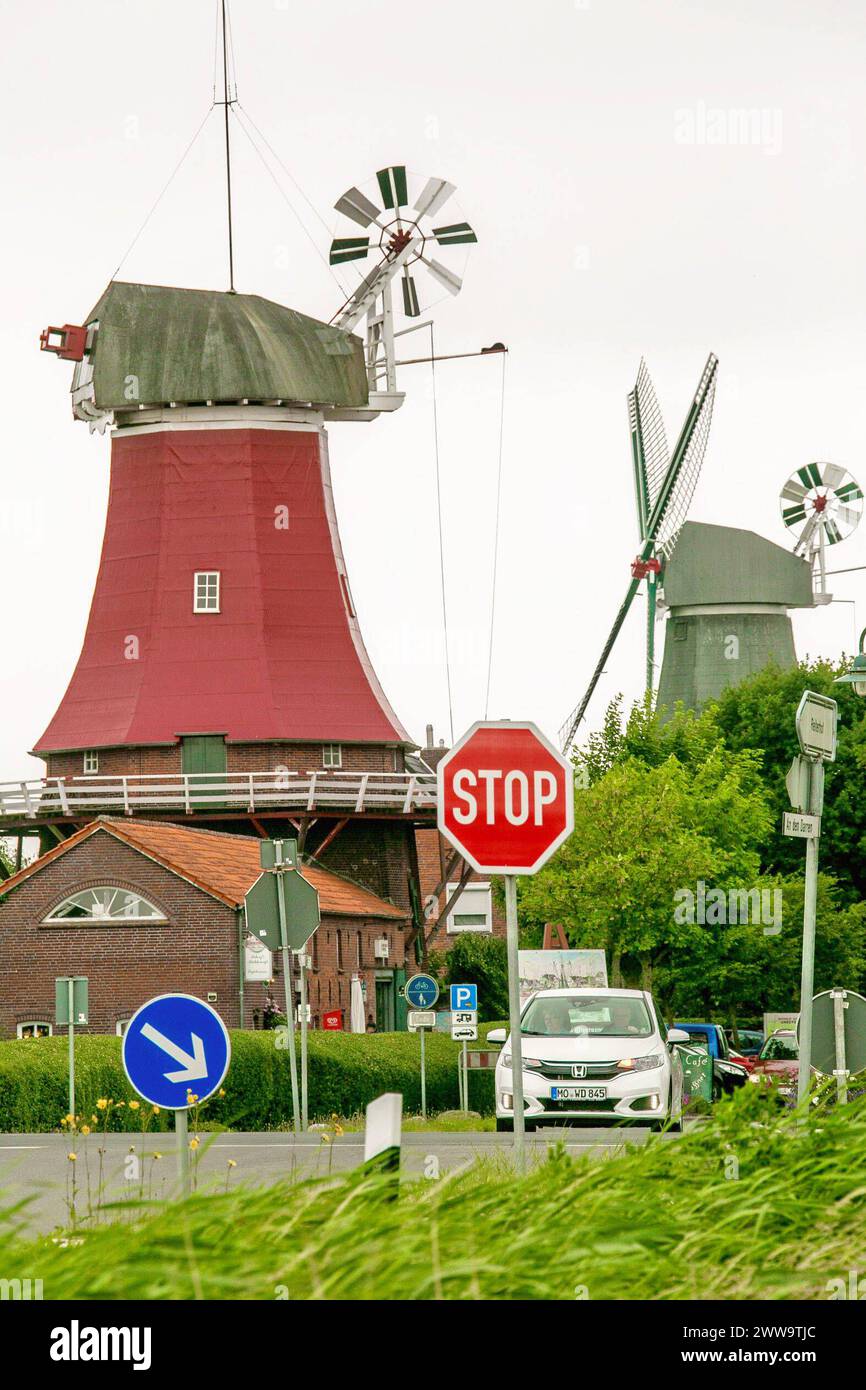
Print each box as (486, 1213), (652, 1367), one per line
(43, 888), (166, 924)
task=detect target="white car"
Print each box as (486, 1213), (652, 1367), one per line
(489, 987), (689, 1132)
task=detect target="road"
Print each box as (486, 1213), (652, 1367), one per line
(0, 1126), (687, 1235)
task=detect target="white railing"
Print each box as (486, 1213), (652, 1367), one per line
(0, 770), (438, 821)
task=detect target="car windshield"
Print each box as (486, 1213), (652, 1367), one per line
(521, 995), (653, 1038)
(760, 1033), (798, 1061)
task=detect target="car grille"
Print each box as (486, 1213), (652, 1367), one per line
(536, 1060), (621, 1081)
(542, 1097), (620, 1113)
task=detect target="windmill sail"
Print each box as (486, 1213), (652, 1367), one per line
(559, 353), (718, 752)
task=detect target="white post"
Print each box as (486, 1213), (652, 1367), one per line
(832, 989), (849, 1105)
(67, 979), (75, 1120)
(275, 847), (301, 1135)
(797, 761), (824, 1108)
(420, 1026), (427, 1120)
(505, 874), (526, 1166)
(299, 952), (309, 1131)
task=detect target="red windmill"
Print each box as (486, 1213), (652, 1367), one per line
(0, 136), (481, 962)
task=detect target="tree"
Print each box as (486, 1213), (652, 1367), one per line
(518, 742), (773, 1004)
(437, 934), (509, 1022)
(710, 659), (866, 901)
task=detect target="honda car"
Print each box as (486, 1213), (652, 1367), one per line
(489, 987), (688, 1131)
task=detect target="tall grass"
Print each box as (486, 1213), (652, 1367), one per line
(1, 1088), (864, 1300)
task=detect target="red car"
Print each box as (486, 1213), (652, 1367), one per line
(748, 1029), (800, 1100)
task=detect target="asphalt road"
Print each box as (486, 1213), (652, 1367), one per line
(0, 1125), (687, 1235)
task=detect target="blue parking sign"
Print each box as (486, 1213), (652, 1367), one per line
(450, 983), (478, 1012)
(122, 994), (231, 1110)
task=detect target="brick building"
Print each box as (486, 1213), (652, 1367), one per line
(0, 818), (410, 1039)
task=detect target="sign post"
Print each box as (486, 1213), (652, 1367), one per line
(55, 977), (88, 1120)
(438, 721), (574, 1167)
(790, 692), (837, 1109)
(406, 974), (439, 1119)
(244, 840), (321, 1134)
(122, 993), (231, 1199)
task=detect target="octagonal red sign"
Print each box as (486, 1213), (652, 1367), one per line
(437, 720), (574, 875)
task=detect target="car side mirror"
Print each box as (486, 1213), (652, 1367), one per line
(487, 1028), (506, 1044)
(667, 1028), (690, 1045)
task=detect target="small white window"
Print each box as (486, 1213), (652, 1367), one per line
(43, 888), (166, 924)
(194, 571), (220, 613)
(115, 1019), (131, 1037)
(446, 882), (493, 934)
(322, 744), (342, 769)
(83, 750), (99, 775)
(17, 1021), (52, 1039)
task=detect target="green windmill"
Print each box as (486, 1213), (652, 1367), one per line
(559, 353), (719, 750)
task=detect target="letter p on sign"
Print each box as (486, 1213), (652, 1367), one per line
(437, 721), (574, 875)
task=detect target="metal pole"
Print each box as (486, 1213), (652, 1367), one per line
(797, 761), (824, 1109)
(275, 854), (301, 1135)
(832, 989), (849, 1105)
(420, 1026), (427, 1120)
(299, 953), (309, 1131)
(462, 1039), (468, 1112)
(221, 0), (235, 291)
(176, 1108), (190, 1198)
(505, 874), (526, 1166)
(67, 979), (75, 1120)
(645, 570), (656, 697)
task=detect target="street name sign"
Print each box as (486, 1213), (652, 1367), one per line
(122, 993), (231, 1109)
(783, 811), (821, 839)
(437, 720), (574, 874)
(796, 691), (837, 762)
(405, 973), (440, 1009)
(407, 1010), (436, 1031)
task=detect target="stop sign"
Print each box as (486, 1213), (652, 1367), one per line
(437, 720), (574, 874)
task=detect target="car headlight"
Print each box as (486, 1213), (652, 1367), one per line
(502, 1054), (543, 1069)
(616, 1054), (662, 1073)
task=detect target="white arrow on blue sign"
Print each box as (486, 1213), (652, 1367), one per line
(405, 973), (439, 1009)
(450, 983), (478, 1012)
(122, 994), (231, 1110)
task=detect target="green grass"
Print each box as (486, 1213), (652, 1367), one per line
(316, 1110), (495, 1133)
(0, 1087), (862, 1300)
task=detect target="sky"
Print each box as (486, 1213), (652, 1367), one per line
(1, 0), (865, 782)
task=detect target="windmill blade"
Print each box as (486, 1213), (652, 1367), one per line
(782, 500), (809, 527)
(334, 185), (382, 228)
(836, 504), (862, 530)
(781, 479), (808, 503)
(794, 512), (821, 555)
(402, 270), (420, 317)
(415, 177), (455, 219)
(824, 518), (844, 545)
(630, 359), (670, 542)
(329, 236), (370, 265)
(821, 462), (847, 490)
(432, 221), (478, 246)
(376, 165), (409, 210)
(419, 255), (463, 296)
(559, 576), (642, 751)
(649, 353), (718, 559)
(836, 479), (863, 502)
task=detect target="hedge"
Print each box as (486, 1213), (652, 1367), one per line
(0, 1026), (502, 1132)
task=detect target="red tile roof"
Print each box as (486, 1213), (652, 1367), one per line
(0, 818), (408, 921)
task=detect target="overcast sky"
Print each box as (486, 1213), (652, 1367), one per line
(1, 0), (865, 781)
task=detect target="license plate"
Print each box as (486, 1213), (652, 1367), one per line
(551, 1086), (606, 1102)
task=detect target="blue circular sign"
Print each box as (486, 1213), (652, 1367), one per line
(122, 993), (231, 1110)
(405, 973), (440, 1009)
